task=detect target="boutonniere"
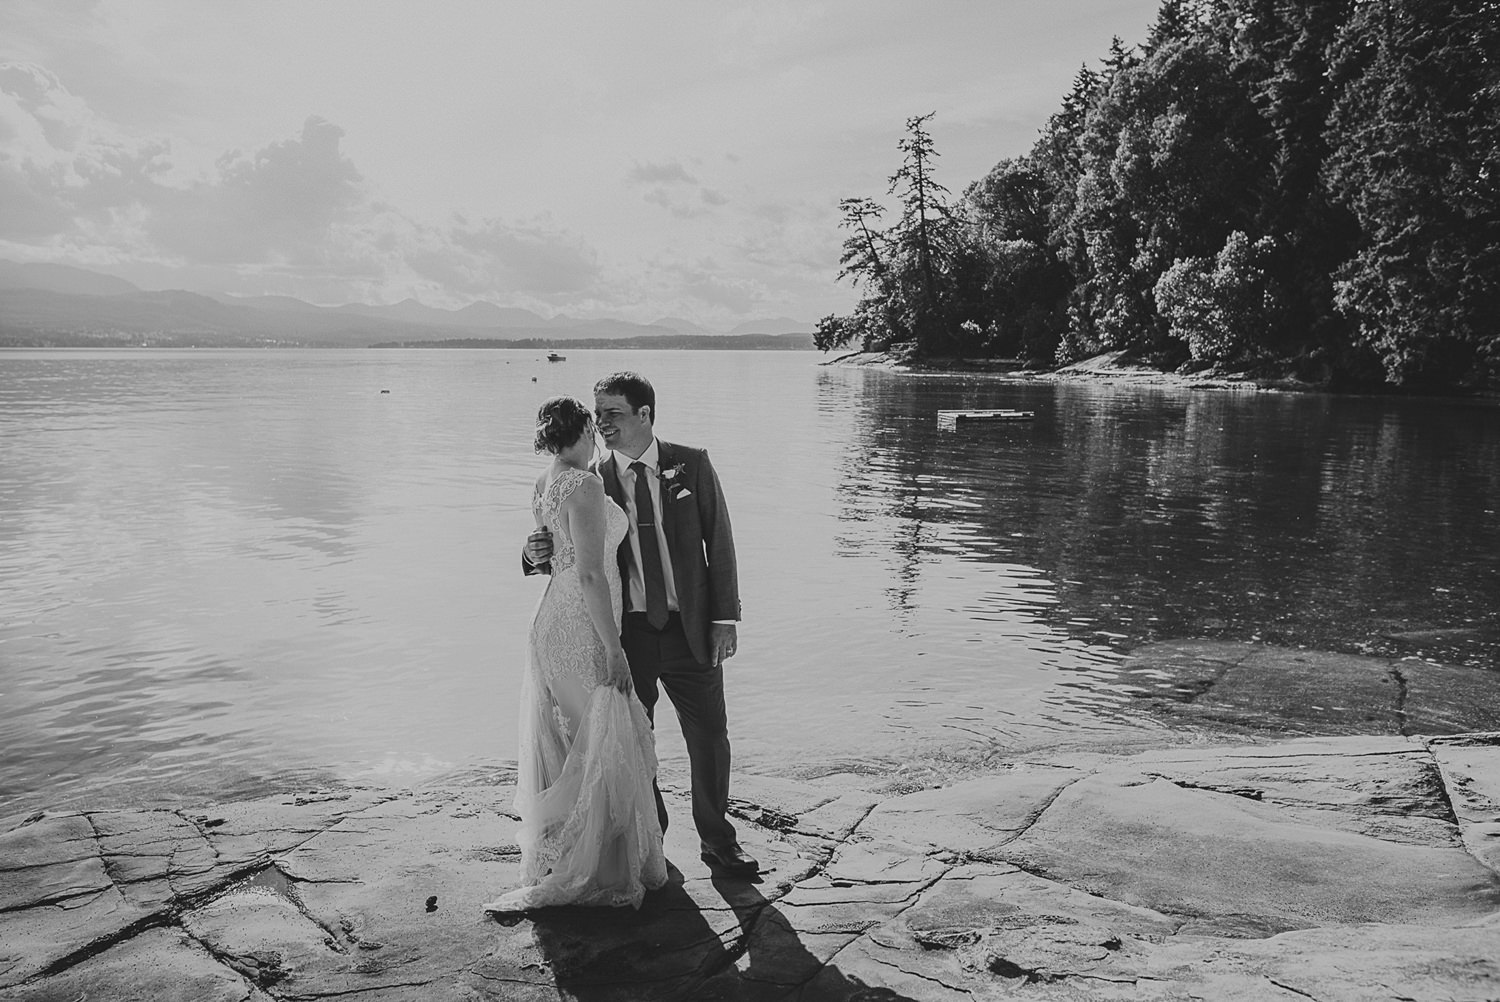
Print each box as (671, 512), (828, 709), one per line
(660, 462), (691, 501)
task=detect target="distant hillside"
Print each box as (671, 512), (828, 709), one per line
(370, 333), (815, 350)
(0, 259), (813, 348)
(0, 261), (140, 297)
(0, 288), (439, 347)
(652, 315), (714, 335)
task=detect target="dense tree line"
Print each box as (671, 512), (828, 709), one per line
(816, 0), (1499, 391)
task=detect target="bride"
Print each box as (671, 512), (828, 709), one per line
(484, 395), (666, 912)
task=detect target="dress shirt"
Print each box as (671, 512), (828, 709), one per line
(613, 441), (681, 615)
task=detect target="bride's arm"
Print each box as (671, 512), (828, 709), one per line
(562, 477), (631, 692)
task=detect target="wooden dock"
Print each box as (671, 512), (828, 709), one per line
(937, 409), (1035, 430)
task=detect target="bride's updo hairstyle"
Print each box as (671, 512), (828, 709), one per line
(534, 395), (593, 454)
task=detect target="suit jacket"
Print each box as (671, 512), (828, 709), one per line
(523, 440), (741, 666)
(599, 439), (740, 666)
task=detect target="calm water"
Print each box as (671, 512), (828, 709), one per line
(2, 349), (1497, 818)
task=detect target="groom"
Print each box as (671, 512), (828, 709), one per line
(524, 371), (757, 877)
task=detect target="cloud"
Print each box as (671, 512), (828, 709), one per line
(0, 62), (169, 243)
(626, 160), (697, 185)
(0, 62), (90, 156)
(0, 65), (603, 305)
(653, 257), (762, 313)
(147, 116), (364, 265)
(631, 159), (728, 219)
(0, 153), (72, 239)
(682, 272), (758, 312)
(410, 214), (601, 298)
(644, 185), (709, 219)
(719, 198), (842, 281)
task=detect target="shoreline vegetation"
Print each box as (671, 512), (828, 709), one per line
(829, 346), (1294, 392)
(828, 347), (1500, 401)
(814, 0), (1498, 397)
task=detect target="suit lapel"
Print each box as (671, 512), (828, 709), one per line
(655, 440), (677, 538)
(598, 454), (626, 511)
(654, 438), (684, 579)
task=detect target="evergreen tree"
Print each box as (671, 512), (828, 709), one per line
(887, 112), (963, 357)
(835, 197), (891, 299)
(1324, 0), (1500, 387)
(819, 115), (966, 357)
(815, 198), (898, 353)
(1231, 0), (1362, 370)
(1145, 0), (1198, 54)
(1102, 35), (1141, 83)
(1032, 65), (1099, 251)
(1061, 30), (1272, 361)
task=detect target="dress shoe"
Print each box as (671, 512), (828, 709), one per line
(700, 842), (759, 876)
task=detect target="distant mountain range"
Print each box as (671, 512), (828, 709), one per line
(0, 260), (815, 348)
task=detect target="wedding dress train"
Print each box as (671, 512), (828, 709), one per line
(485, 467), (666, 912)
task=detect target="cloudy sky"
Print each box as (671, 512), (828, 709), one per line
(1, 1), (1161, 328)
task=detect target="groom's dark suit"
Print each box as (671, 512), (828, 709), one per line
(599, 439), (741, 851)
(598, 440), (740, 662)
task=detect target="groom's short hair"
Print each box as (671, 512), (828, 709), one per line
(595, 371), (656, 424)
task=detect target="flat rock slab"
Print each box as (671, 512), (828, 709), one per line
(1123, 640), (1500, 737)
(1129, 735), (1465, 845)
(0, 926), (275, 1002)
(1001, 773), (1500, 936)
(857, 764), (1081, 853)
(3, 734), (1498, 1001)
(1429, 732), (1500, 874)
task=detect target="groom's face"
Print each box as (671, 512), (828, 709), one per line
(595, 391), (653, 457)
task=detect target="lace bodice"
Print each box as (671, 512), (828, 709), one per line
(532, 467), (628, 576)
(530, 467), (627, 684)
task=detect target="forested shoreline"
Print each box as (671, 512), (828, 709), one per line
(816, 0), (1498, 393)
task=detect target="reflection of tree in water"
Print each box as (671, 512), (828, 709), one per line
(823, 370), (957, 625)
(526, 873), (919, 1001)
(819, 369), (1500, 665)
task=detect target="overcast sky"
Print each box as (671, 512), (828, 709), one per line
(1, 1), (1161, 328)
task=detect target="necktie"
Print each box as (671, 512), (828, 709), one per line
(631, 461), (669, 629)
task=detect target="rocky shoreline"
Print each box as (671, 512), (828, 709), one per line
(826, 349), (1331, 393)
(826, 350), (1500, 405)
(4, 641), (1499, 1001)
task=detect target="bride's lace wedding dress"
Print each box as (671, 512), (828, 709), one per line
(486, 467), (666, 912)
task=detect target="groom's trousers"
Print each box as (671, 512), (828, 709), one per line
(621, 611), (738, 851)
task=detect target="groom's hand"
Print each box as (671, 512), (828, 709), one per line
(525, 527), (553, 568)
(710, 623), (738, 668)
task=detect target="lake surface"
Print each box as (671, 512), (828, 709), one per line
(2, 349), (1497, 819)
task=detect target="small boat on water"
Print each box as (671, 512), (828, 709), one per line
(546, 351), (566, 362)
(937, 409), (1035, 430)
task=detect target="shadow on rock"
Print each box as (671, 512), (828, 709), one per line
(523, 861), (919, 1001)
(701, 874), (920, 1001)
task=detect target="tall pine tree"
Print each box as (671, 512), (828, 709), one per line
(1324, 0), (1500, 387)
